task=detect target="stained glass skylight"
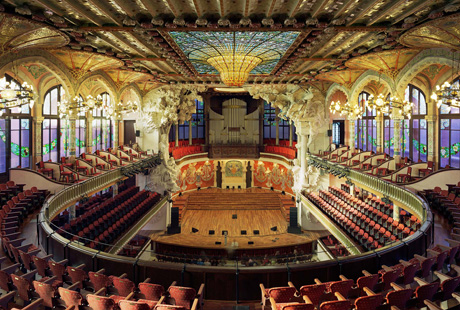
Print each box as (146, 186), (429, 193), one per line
(169, 31), (300, 75)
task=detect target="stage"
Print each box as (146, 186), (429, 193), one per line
(151, 188), (328, 254)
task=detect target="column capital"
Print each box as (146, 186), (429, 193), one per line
(35, 116), (45, 124)
(294, 119), (313, 136)
(425, 115), (437, 122)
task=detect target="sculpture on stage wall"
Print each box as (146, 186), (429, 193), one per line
(139, 85), (205, 193)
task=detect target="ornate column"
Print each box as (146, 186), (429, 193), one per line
(289, 122), (293, 147)
(425, 115), (437, 163)
(296, 120), (310, 189)
(69, 117), (76, 157)
(348, 116), (356, 152)
(175, 123), (179, 147)
(275, 108), (280, 145)
(393, 204), (400, 222)
(113, 119), (119, 148)
(376, 114), (384, 153)
(188, 121), (192, 145)
(393, 114), (403, 163)
(86, 114), (93, 154)
(34, 117), (44, 163)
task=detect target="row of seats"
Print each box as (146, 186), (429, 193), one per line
(264, 145), (296, 159)
(171, 145), (203, 159)
(421, 184), (460, 225)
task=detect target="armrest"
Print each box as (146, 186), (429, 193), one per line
(27, 249), (41, 256)
(27, 298), (43, 309)
(94, 288), (106, 296)
(1, 227), (18, 235)
(190, 298), (199, 310)
(446, 239), (460, 246)
(143, 278), (151, 283)
(0, 291), (16, 308)
(427, 249), (440, 257)
(4, 232), (21, 239)
(65, 306), (75, 310)
(434, 271), (451, 282)
(42, 276), (58, 284)
(451, 264), (460, 273)
(413, 254), (425, 262)
(125, 292), (135, 300)
(16, 244), (34, 252)
(119, 273), (127, 279)
(8, 237), (26, 247)
(334, 292), (346, 301)
(56, 259), (68, 265)
(260, 283), (267, 297)
(398, 260), (411, 267)
(1, 263), (21, 274)
(22, 269), (38, 281)
(66, 281), (81, 291)
(414, 277), (429, 286)
(382, 265), (393, 272)
(423, 300), (442, 310)
(40, 254), (54, 261)
(452, 292), (460, 302)
(303, 295), (313, 304)
(363, 287), (376, 296)
(314, 278), (322, 284)
(339, 275), (348, 281)
(96, 268), (105, 274)
(197, 283), (205, 297)
(0, 256), (5, 265)
(75, 264), (86, 269)
(156, 296), (166, 305)
(390, 283), (405, 291)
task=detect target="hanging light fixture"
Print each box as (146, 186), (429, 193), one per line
(329, 100), (363, 119)
(431, 51), (460, 112)
(107, 100), (139, 120)
(58, 94), (103, 119)
(367, 94), (414, 119)
(207, 55), (262, 87)
(0, 60), (35, 116)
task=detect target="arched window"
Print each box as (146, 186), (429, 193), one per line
(42, 85), (65, 162)
(191, 99), (205, 142)
(0, 74), (32, 174)
(355, 91), (376, 152)
(263, 102), (276, 142)
(439, 77), (460, 168)
(75, 95), (86, 156)
(405, 84), (427, 162)
(92, 92), (112, 151)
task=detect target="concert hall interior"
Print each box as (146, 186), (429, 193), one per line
(1, 0), (460, 309)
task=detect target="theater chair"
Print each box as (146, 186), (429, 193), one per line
(10, 298), (43, 310)
(155, 299), (199, 310)
(434, 271), (460, 301)
(385, 283), (412, 310)
(11, 270), (38, 303)
(32, 254), (54, 278)
(58, 285), (84, 309)
(309, 292), (351, 310)
(168, 284), (204, 310)
(413, 277), (440, 308)
(356, 271), (379, 296)
(315, 276), (354, 299)
(87, 294), (117, 310)
(269, 297), (314, 310)
(0, 263), (21, 292)
(0, 291), (16, 310)
(353, 288), (384, 310)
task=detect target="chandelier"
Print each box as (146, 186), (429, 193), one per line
(58, 95), (105, 119)
(207, 55), (262, 87)
(367, 94), (414, 119)
(0, 76), (35, 116)
(431, 51), (460, 113)
(329, 101), (363, 119)
(107, 100), (139, 120)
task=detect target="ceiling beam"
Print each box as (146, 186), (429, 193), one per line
(365, 0), (407, 26)
(94, 34), (127, 54)
(137, 0), (161, 17)
(191, 0), (202, 17)
(111, 0), (138, 17)
(59, 0), (103, 26)
(267, 0), (277, 17)
(289, 0), (304, 17)
(129, 33), (162, 57)
(311, 0), (332, 18)
(163, 0), (179, 16)
(333, 0), (356, 19)
(392, 0), (437, 24)
(128, 57), (167, 61)
(109, 32), (148, 57)
(26, 0), (78, 25)
(219, 0), (225, 17)
(85, 0), (122, 26)
(346, 0), (384, 26)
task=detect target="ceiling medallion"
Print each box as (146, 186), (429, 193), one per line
(207, 55), (262, 87)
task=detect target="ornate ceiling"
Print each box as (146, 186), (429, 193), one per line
(0, 0), (459, 89)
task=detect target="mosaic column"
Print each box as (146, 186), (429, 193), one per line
(393, 115), (403, 163)
(289, 122), (293, 147)
(34, 117), (44, 163)
(189, 121), (192, 145)
(113, 119), (119, 149)
(425, 115), (437, 163)
(86, 114), (93, 154)
(175, 123), (179, 147)
(348, 116), (356, 152)
(296, 120), (310, 190)
(376, 114), (383, 153)
(69, 117), (76, 157)
(275, 111), (280, 146)
(393, 204), (400, 222)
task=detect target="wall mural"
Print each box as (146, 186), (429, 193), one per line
(253, 161), (294, 194)
(176, 160), (214, 192)
(225, 160), (243, 177)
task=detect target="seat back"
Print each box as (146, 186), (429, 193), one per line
(419, 257), (436, 278)
(299, 284), (326, 307)
(11, 274), (30, 301)
(441, 276), (460, 300)
(356, 274), (379, 292)
(168, 286), (197, 309)
(138, 282), (164, 301)
(112, 276), (135, 297)
(281, 304), (315, 310)
(118, 300), (150, 310)
(402, 262), (419, 285)
(354, 294), (384, 310)
(329, 280), (354, 298)
(386, 288), (413, 309)
(154, 305), (188, 310)
(320, 300), (351, 310)
(87, 294), (117, 310)
(267, 286), (296, 303)
(0, 270), (11, 291)
(33, 280), (56, 308)
(66, 266), (87, 289)
(48, 260), (66, 281)
(415, 282), (439, 305)
(58, 287), (83, 308)
(381, 269), (400, 291)
(33, 256), (49, 277)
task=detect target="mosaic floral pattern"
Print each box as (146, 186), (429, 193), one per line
(169, 31), (300, 74)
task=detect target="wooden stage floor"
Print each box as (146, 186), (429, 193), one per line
(151, 188), (327, 250)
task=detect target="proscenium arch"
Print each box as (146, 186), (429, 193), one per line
(396, 48), (460, 98)
(349, 70), (394, 105)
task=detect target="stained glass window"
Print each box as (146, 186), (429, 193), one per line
(191, 100), (205, 141)
(169, 31), (300, 75)
(93, 92), (112, 151)
(43, 85), (64, 162)
(264, 102), (276, 141)
(356, 92), (376, 152)
(439, 77), (460, 168)
(178, 121), (189, 140)
(403, 84), (428, 162)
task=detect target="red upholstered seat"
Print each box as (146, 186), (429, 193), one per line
(89, 271), (112, 291)
(66, 265), (88, 288)
(414, 282), (439, 307)
(119, 300), (151, 310)
(299, 284), (327, 307)
(168, 286), (197, 309)
(319, 300), (351, 310)
(112, 276), (136, 297)
(87, 294), (117, 310)
(58, 286), (83, 308)
(354, 293), (384, 310)
(276, 303), (314, 310)
(139, 282), (165, 301)
(385, 288), (412, 309)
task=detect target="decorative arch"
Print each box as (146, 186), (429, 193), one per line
(325, 83), (350, 106)
(119, 83), (143, 105)
(350, 70), (394, 105)
(76, 71), (118, 103)
(396, 48), (458, 98)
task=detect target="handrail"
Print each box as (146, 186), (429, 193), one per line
(308, 154), (428, 222)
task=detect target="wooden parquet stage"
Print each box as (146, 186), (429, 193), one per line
(151, 188), (323, 250)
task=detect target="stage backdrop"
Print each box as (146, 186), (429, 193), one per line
(253, 161), (294, 194)
(176, 160), (215, 192)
